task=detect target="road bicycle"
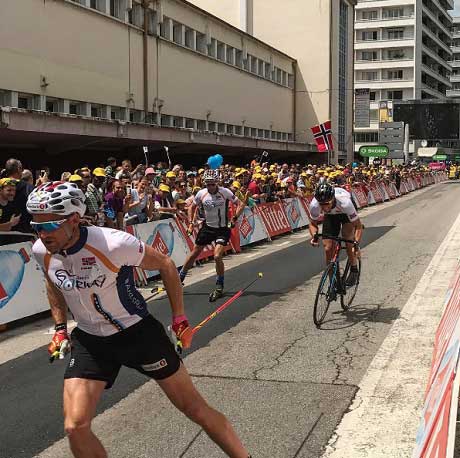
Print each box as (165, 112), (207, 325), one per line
(313, 234), (361, 327)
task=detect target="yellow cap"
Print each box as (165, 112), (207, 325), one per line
(175, 199), (186, 205)
(93, 167), (106, 177)
(69, 174), (83, 183)
(301, 172), (307, 177)
(198, 168), (204, 174)
(166, 171), (176, 178)
(232, 181), (241, 189)
(0, 178), (18, 188)
(235, 168), (241, 173)
(159, 184), (170, 192)
(254, 173), (262, 179)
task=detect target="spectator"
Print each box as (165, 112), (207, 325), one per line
(77, 167), (91, 192)
(105, 157), (117, 178)
(172, 181), (188, 202)
(4, 158), (33, 233)
(85, 167), (105, 219)
(61, 171), (71, 182)
(115, 159), (132, 179)
(21, 169), (34, 187)
(0, 178), (21, 245)
(69, 174), (84, 190)
(124, 177), (153, 225)
(104, 179), (128, 230)
(154, 184), (176, 219)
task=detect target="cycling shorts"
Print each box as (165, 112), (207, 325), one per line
(195, 224), (231, 246)
(322, 214), (352, 238)
(64, 315), (181, 389)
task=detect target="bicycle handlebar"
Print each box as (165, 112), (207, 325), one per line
(314, 234), (359, 245)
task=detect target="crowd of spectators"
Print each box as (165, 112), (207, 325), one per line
(0, 155), (438, 245)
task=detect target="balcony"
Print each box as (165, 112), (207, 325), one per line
(451, 46), (460, 54)
(355, 58), (414, 70)
(450, 74), (460, 82)
(355, 37), (415, 50)
(422, 45), (452, 70)
(453, 31), (460, 39)
(422, 25), (452, 55)
(422, 5), (452, 36)
(355, 78), (415, 90)
(450, 61), (460, 68)
(355, 16), (415, 29)
(446, 88), (460, 97)
(422, 64), (452, 86)
(356, 0), (417, 9)
(422, 84), (447, 98)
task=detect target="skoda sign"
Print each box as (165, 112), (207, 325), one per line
(359, 145), (389, 158)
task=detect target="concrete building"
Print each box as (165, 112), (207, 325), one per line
(353, 0), (453, 156)
(190, 0), (357, 164)
(448, 15), (460, 98)
(0, 0), (316, 168)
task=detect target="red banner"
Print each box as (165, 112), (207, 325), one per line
(369, 182), (384, 203)
(257, 202), (292, 237)
(352, 185), (368, 208)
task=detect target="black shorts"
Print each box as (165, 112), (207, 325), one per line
(64, 315), (181, 389)
(323, 214), (352, 237)
(195, 224), (231, 246)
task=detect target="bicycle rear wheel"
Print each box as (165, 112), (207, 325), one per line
(313, 263), (337, 327)
(340, 258), (362, 311)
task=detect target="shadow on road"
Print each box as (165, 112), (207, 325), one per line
(318, 303), (400, 331)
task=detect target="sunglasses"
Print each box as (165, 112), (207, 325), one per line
(31, 218), (68, 233)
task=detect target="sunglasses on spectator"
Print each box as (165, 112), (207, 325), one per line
(31, 218), (68, 233)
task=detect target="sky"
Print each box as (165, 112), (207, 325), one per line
(455, 0), (460, 15)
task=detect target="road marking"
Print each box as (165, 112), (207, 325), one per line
(274, 241), (290, 247)
(201, 269), (215, 275)
(322, 207), (460, 458)
(245, 253), (259, 258)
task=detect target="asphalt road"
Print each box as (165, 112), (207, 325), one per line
(1, 181), (460, 458)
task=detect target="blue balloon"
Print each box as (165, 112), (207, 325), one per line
(207, 155), (222, 170)
(214, 154), (223, 167)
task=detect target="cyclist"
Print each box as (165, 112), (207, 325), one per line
(179, 169), (245, 302)
(27, 181), (251, 458)
(308, 180), (363, 287)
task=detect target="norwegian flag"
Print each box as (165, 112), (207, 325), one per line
(0, 281), (8, 302)
(311, 120), (334, 153)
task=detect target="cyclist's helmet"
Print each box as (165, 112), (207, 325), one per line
(314, 180), (335, 203)
(27, 181), (86, 217)
(203, 169), (220, 183)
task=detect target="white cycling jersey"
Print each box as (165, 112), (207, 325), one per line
(309, 187), (359, 222)
(194, 187), (239, 229)
(33, 226), (147, 336)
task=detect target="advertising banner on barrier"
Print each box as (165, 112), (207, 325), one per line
(0, 242), (48, 325)
(352, 185), (368, 208)
(257, 202), (292, 237)
(237, 206), (269, 247)
(283, 198), (310, 230)
(131, 219), (190, 277)
(369, 182), (384, 203)
(379, 183), (390, 201)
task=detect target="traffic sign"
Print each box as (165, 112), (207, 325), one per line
(433, 154), (447, 161)
(359, 145), (389, 158)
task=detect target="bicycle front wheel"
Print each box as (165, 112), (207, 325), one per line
(341, 258), (362, 311)
(313, 263), (337, 327)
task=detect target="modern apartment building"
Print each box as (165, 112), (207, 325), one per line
(354, 0), (453, 156)
(448, 15), (460, 98)
(190, 0), (357, 164)
(0, 0), (315, 166)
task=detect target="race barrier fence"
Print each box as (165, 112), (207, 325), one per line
(0, 171), (447, 326)
(413, 260), (460, 458)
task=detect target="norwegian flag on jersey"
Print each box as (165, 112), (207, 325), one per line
(311, 120), (334, 153)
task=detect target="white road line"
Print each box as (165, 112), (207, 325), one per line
(245, 253), (259, 258)
(322, 207), (460, 458)
(201, 269), (215, 275)
(274, 241), (290, 247)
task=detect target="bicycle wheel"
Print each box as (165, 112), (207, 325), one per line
(340, 258), (362, 311)
(313, 262), (338, 327)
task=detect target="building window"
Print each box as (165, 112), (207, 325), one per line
(387, 90), (403, 100)
(383, 8), (405, 19)
(208, 121), (216, 132)
(361, 51), (378, 61)
(226, 46), (235, 65)
(362, 71), (378, 81)
(90, 0), (105, 12)
(338, 0), (349, 153)
(370, 91), (376, 101)
(388, 29), (404, 40)
(370, 110), (379, 122)
(361, 31), (378, 41)
(258, 60), (265, 77)
(288, 74), (294, 88)
(197, 119), (206, 130)
(173, 22), (183, 45)
(250, 55), (258, 74)
(387, 49), (406, 60)
(355, 132), (379, 143)
(160, 17), (171, 40)
(387, 70), (403, 80)
(362, 10), (378, 21)
(217, 42), (225, 61)
(234, 126), (242, 135)
(235, 49), (243, 68)
(208, 38), (217, 58)
(185, 118), (194, 129)
(185, 28), (195, 50)
(226, 125), (234, 134)
(69, 103), (78, 115)
(196, 32), (206, 53)
(161, 114), (172, 127)
(18, 95), (32, 109)
(110, 0), (124, 19)
(128, 3), (144, 26)
(218, 123), (226, 133)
